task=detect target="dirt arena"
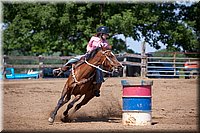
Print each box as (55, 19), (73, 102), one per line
(2, 77), (199, 132)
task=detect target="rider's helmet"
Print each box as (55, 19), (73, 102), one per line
(96, 26), (109, 35)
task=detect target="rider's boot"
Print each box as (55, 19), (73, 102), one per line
(93, 83), (101, 97)
(93, 69), (104, 97)
(61, 65), (71, 71)
(53, 65), (71, 76)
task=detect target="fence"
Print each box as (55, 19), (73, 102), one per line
(2, 53), (142, 77)
(146, 52), (199, 79)
(2, 52), (199, 78)
(3, 55), (72, 68)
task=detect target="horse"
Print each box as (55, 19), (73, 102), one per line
(48, 47), (123, 124)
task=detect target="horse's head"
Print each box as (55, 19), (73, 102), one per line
(88, 47), (123, 74)
(101, 48), (123, 74)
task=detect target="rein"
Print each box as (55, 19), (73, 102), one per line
(84, 59), (113, 74)
(71, 49), (115, 86)
(84, 50), (115, 74)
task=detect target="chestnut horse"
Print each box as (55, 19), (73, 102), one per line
(48, 47), (123, 124)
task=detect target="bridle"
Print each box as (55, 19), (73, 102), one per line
(84, 50), (115, 74)
(71, 49), (120, 85)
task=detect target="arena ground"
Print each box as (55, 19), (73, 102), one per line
(2, 77), (199, 132)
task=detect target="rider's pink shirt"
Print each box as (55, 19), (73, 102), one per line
(86, 36), (110, 52)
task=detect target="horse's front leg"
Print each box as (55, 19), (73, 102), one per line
(61, 94), (82, 122)
(48, 85), (70, 124)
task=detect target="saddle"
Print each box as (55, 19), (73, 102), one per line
(53, 50), (98, 77)
(53, 56), (86, 77)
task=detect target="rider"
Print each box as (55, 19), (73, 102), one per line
(53, 26), (112, 97)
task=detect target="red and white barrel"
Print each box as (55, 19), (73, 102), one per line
(121, 80), (152, 126)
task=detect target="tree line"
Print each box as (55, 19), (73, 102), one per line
(3, 2), (199, 56)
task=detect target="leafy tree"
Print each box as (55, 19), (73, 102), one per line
(3, 2), (199, 56)
(180, 2), (200, 52)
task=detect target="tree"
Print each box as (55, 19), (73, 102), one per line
(180, 2), (200, 52)
(3, 2), (199, 56)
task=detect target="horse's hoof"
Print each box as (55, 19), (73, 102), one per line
(48, 117), (54, 124)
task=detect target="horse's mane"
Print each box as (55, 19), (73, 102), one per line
(74, 47), (103, 68)
(86, 47), (102, 61)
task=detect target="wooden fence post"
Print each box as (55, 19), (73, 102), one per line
(123, 57), (127, 77)
(173, 52), (176, 76)
(2, 55), (7, 78)
(38, 55), (44, 78)
(141, 41), (147, 78)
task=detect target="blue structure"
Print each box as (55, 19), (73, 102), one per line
(5, 68), (39, 79)
(123, 97), (151, 111)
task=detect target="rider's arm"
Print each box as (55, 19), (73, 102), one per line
(87, 36), (101, 52)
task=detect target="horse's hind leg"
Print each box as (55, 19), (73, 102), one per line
(61, 94), (82, 122)
(73, 92), (94, 115)
(48, 85), (71, 124)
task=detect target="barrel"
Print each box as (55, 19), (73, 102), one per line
(122, 81), (152, 126)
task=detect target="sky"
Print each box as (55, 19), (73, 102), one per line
(116, 34), (166, 54)
(126, 37), (166, 53)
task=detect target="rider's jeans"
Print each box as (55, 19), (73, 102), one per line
(95, 68), (104, 83)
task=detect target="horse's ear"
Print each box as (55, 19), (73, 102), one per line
(101, 45), (107, 51)
(100, 43), (104, 49)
